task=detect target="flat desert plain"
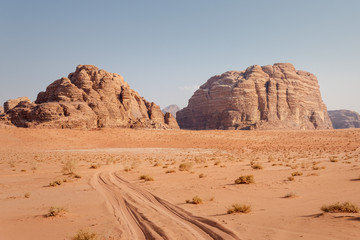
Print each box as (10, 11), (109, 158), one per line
(0, 128), (359, 240)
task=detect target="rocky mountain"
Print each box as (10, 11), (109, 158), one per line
(328, 110), (360, 129)
(177, 63), (333, 130)
(162, 104), (180, 118)
(4, 65), (179, 129)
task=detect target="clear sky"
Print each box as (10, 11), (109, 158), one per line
(1, 0), (359, 113)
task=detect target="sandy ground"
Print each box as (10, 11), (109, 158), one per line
(0, 128), (359, 240)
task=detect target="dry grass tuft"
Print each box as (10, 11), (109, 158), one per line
(234, 175), (254, 184)
(287, 176), (295, 181)
(139, 174), (154, 181)
(198, 173), (206, 178)
(321, 202), (359, 213)
(72, 229), (98, 240)
(227, 204), (251, 214)
(62, 159), (78, 175)
(179, 162), (193, 172)
(186, 195), (203, 205)
(90, 164), (101, 169)
(24, 192), (31, 198)
(291, 171), (303, 177)
(49, 179), (63, 187)
(46, 206), (67, 217)
(165, 169), (176, 174)
(251, 162), (263, 170)
(283, 192), (298, 198)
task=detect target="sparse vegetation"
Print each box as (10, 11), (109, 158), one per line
(139, 174), (154, 181)
(46, 206), (67, 217)
(165, 169), (176, 174)
(321, 202), (359, 213)
(24, 192), (31, 198)
(179, 162), (193, 172)
(287, 176), (295, 181)
(198, 173), (206, 178)
(234, 175), (254, 184)
(291, 171), (303, 176)
(186, 195), (203, 205)
(283, 192), (298, 198)
(72, 229), (97, 240)
(251, 162), (263, 170)
(49, 179), (63, 187)
(227, 204), (251, 214)
(62, 159), (78, 175)
(90, 164), (101, 169)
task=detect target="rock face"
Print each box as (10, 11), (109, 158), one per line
(5, 65), (179, 129)
(162, 104), (180, 119)
(177, 63), (333, 130)
(328, 110), (360, 129)
(4, 97), (31, 112)
(0, 106), (3, 114)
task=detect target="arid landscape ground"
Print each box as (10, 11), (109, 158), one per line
(0, 128), (359, 240)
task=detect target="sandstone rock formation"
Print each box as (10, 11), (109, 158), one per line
(177, 63), (333, 130)
(162, 104), (180, 119)
(5, 65), (179, 129)
(328, 110), (360, 129)
(0, 106), (3, 114)
(4, 97), (30, 112)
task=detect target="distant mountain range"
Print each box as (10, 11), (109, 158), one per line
(162, 104), (180, 118)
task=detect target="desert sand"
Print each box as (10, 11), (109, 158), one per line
(0, 128), (359, 240)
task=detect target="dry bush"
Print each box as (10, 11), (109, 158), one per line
(165, 169), (176, 174)
(186, 196), (203, 205)
(49, 179), (63, 187)
(287, 176), (295, 181)
(283, 192), (298, 198)
(62, 159), (78, 175)
(24, 192), (31, 198)
(46, 206), (67, 217)
(90, 164), (101, 169)
(251, 163), (263, 170)
(291, 171), (303, 177)
(179, 162), (193, 172)
(214, 160), (221, 166)
(321, 202), (359, 213)
(198, 173), (206, 178)
(139, 174), (154, 181)
(72, 229), (97, 240)
(227, 204), (251, 214)
(234, 175), (254, 184)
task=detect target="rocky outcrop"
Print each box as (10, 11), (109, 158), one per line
(5, 65), (179, 129)
(328, 110), (360, 129)
(162, 104), (180, 118)
(177, 63), (333, 130)
(4, 97), (31, 112)
(0, 106), (3, 114)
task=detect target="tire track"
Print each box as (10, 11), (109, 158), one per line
(91, 170), (241, 240)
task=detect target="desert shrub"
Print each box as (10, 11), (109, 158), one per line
(90, 164), (101, 169)
(49, 179), (63, 187)
(283, 192), (298, 198)
(291, 171), (303, 176)
(234, 175), (254, 184)
(46, 206), (67, 217)
(165, 169), (176, 174)
(214, 160), (221, 166)
(139, 175), (154, 181)
(198, 173), (206, 178)
(24, 192), (31, 198)
(179, 162), (193, 172)
(62, 159), (78, 175)
(72, 229), (97, 240)
(227, 204), (251, 214)
(287, 176), (295, 181)
(321, 202), (359, 213)
(186, 196), (203, 205)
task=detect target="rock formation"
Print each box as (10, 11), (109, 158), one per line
(4, 97), (30, 112)
(328, 110), (360, 129)
(0, 106), (3, 114)
(177, 63), (333, 130)
(162, 104), (180, 118)
(5, 65), (179, 129)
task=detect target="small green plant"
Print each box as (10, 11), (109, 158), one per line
(139, 174), (154, 181)
(46, 206), (67, 217)
(321, 202), (359, 213)
(227, 204), (251, 214)
(186, 196), (203, 205)
(234, 175), (254, 184)
(72, 229), (97, 240)
(179, 162), (193, 172)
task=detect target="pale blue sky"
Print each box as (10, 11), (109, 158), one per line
(1, 0), (359, 112)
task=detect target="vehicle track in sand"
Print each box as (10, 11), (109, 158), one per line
(91, 170), (241, 240)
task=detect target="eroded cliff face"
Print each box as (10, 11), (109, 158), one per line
(177, 63), (332, 130)
(5, 65), (179, 129)
(328, 110), (360, 129)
